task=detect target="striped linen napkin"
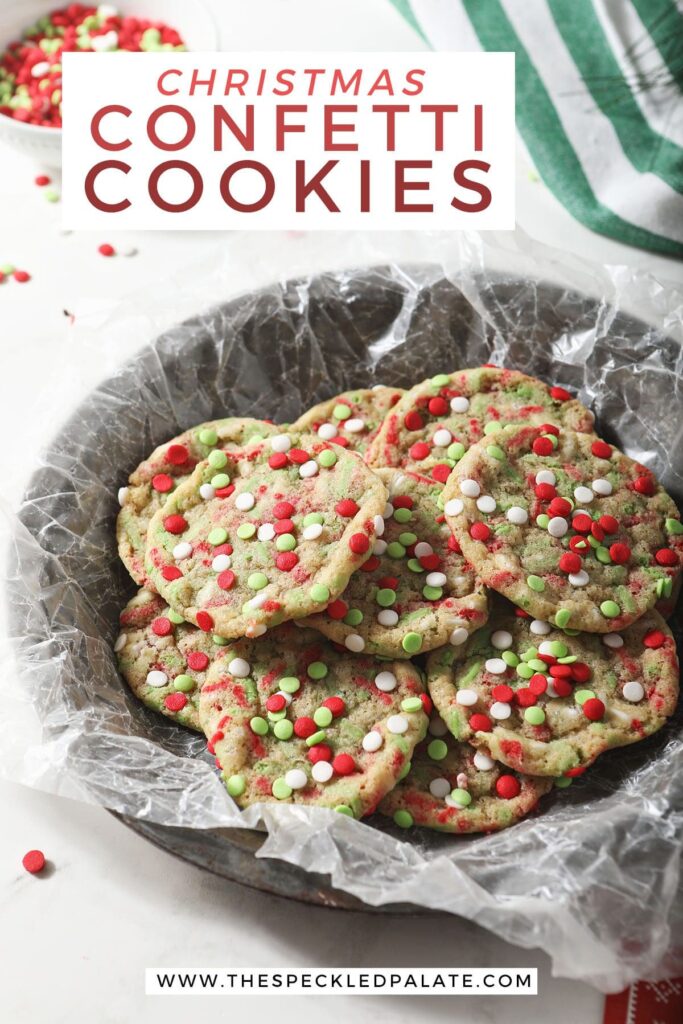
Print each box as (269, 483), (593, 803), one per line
(392, 0), (683, 257)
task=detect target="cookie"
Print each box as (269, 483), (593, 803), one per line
(378, 722), (552, 832)
(115, 588), (220, 730)
(117, 417), (278, 585)
(301, 468), (488, 657)
(200, 625), (429, 817)
(292, 386), (404, 455)
(427, 597), (679, 776)
(443, 425), (682, 632)
(364, 367), (595, 481)
(145, 430), (388, 640)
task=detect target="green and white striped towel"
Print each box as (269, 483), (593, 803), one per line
(392, 0), (683, 257)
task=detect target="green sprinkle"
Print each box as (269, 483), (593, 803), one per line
(427, 739), (448, 760)
(306, 729), (327, 747)
(665, 518), (683, 535)
(250, 716), (268, 736)
(600, 600), (620, 618)
(198, 427), (218, 446)
(210, 472), (230, 489)
(536, 513), (550, 528)
(587, 535), (601, 549)
(167, 609), (184, 624)
(332, 403), (351, 420)
(548, 641), (568, 658)
(376, 588), (396, 607)
(393, 810), (413, 828)
(596, 546), (612, 564)
(575, 689), (595, 705)
(656, 578), (673, 598)
(247, 572), (268, 590)
(212, 635), (229, 646)
(44, 188), (60, 203)
(399, 531), (417, 546)
(448, 441), (466, 461)
(310, 583), (330, 602)
(279, 676), (300, 694)
(393, 507), (412, 524)
(486, 445), (505, 460)
(483, 420), (501, 435)
(208, 450), (227, 469)
(402, 632), (422, 654)
(0, 264), (14, 276)
(554, 776), (573, 789)
(272, 778), (292, 800)
(521, 647), (538, 663)
(407, 558), (423, 573)
(344, 608), (363, 626)
(267, 709), (286, 722)
(335, 805), (354, 816)
(387, 541), (406, 558)
(431, 373), (450, 387)
(303, 512), (324, 526)
(226, 775), (246, 797)
(173, 674), (194, 692)
(307, 661), (328, 679)
(527, 659), (546, 672)
(276, 533), (296, 551)
(208, 527), (228, 546)
(502, 651), (519, 667)
(423, 585), (443, 600)
(555, 609), (572, 628)
(314, 707), (333, 727)
(516, 663), (534, 680)
(401, 696), (422, 713)
(449, 788), (472, 807)
(398, 760), (411, 780)
(318, 449), (337, 467)
(524, 706), (546, 725)
(527, 575), (545, 592)
(237, 523), (256, 539)
(558, 655), (578, 664)
(273, 720), (294, 740)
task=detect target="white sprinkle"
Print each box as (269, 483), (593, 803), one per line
(429, 778), (452, 798)
(538, 641), (555, 656)
(172, 541), (192, 561)
(491, 630), (513, 650)
(257, 523), (275, 541)
(345, 634), (365, 653)
(623, 681), (645, 703)
(473, 750), (495, 771)
(490, 701), (511, 720)
(199, 483), (215, 500)
(603, 633), (624, 649)
(428, 715), (448, 737)
(449, 627), (469, 646)
(362, 731), (383, 752)
(536, 470), (556, 486)
(485, 658), (507, 675)
(592, 478), (613, 496)
(414, 542), (433, 558)
(312, 761), (334, 783)
(455, 688), (478, 706)
(546, 679), (559, 699)
(548, 516), (569, 538)
(574, 486), (594, 504)
(373, 539), (387, 555)
(146, 670), (168, 688)
(569, 570), (589, 587)
(387, 715), (408, 735)
(476, 495), (496, 514)
(344, 418), (365, 433)
(247, 623), (267, 638)
(117, 486), (129, 506)
(383, 503), (394, 519)
(114, 634), (127, 652)
(445, 498), (464, 516)
(450, 396), (470, 413)
(433, 428), (452, 447)
(372, 384), (385, 390)
(317, 423), (337, 440)
(98, 4), (118, 18)
(270, 433), (292, 453)
(426, 571), (447, 587)
(90, 28), (118, 50)
(31, 60), (50, 78)
(460, 479), (480, 498)
(375, 671), (397, 692)
(530, 619), (551, 636)
(303, 523), (323, 541)
(373, 514), (385, 537)
(285, 768), (307, 789)
(299, 460), (319, 479)
(574, 509), (590, 517)
(507, 506), (528, 525)
(249, 593), (269, 609)
(377, 609), (399, 626)
(228, 658), (250, 678)
(235, 492), (255, 511)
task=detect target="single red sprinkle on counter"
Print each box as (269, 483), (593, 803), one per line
(13, 270), (30, 283)
(35, 174), (51, 187)
(98, 244), (115, 257)
(22, 850), (46, 874)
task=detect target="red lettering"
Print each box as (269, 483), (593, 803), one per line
(220, 161), (275, 212)
(84, 160), (131, 211)
(148, 161), (203, 212)
(395, 160), (433, 212)
(91, 105), (131, 151)
(451, 160), (491, 212)
(147, 105), (195, 151)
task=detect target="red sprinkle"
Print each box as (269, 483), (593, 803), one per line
(349, 533), (370, 555)
(308, 743), (332, 763)
(268, 453), (288, 469)
(515, 688), (537, 707)
(336, 499), (359, 517)
(294, 717), (317, 739)
(448, 534), (461, 553)
(535, 483), (556, 501)
(288, 448), (309, 464)
(404, 410), (423, 431)
(217, 569), (236, 590)
(151, 617), (172, 637)
(98, 243), (115, 257)
(161, 565), (182, 581)
(428, 396), (448, 416)
(469, 713), (492, 732)
(609, 543), (631, 565)
(591, 440), (612, 459)
(420, 692), (433, 715)
(643, 630), (665, 649)
(571, 663), (592, 684)
(187, 652), (209, 671)
(393, 496), (414, 509)
(274, 519), (294, 535)
(569, 536), (591, 555)
(419, 554), (441, 571)
(163, 514), (187, 534)
(655, 548), (677, 566)
(22, 850), (46, 875)
(559, 552), (582, 574)
(470, 522), (491, 542)
(13, 270), (30, 283)
(548, 497), (572, 518)
(359, 555), (380, 572)
(599, 515), (619, 534)
(266, 694), (286, 713)
(152, 473), (173, 493)
(553, 678), (573, 698)
(323, 696), (346, 717)
(35, 175), (51, 187)
(409, 441), (430, 460)
(492, 684), (514, 703)
(572, 514), (592, 534)
(539, 423), (560, 436)
(164, 692), (188, 712)
(273, 501), (295, 519)
(327, 599), (348, 620)
(582, 697), (605, 721)
(529, 674), (548, 696)
(166, 444), (189, 466)
(495, 775), (521, 799)
(532, 437), (554, 456)
(431, 464), (451, 484)
(634, 475), (655, 496)
(550, 386), (572, 401)
(332, 753), (356, 775)
(590, 523), (605, 542)
(195, 611), (214, 632)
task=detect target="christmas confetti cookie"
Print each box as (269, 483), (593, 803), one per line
(115, 588), (221, 731)
(427, 597), (679, 776)
(292, 386), (404, 455)
(443, 425), (682, 632)
(364, 366), (595, 482)
(301, 468), (488, 657)
(145, 431), (388, 640)
(378, 722), (552, 832)
(117, 417), (278, 586)
(200, 625), (429, 817)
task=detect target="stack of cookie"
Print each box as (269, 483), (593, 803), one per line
(114, 369), (681, 833)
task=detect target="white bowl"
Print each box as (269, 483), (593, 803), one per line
(0, 0), (218, 167)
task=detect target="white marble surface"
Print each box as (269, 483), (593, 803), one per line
(2, 2), (682, 1022)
